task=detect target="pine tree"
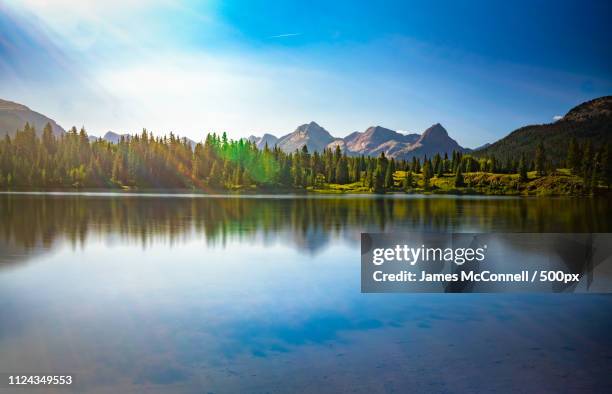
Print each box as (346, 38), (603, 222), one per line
(535, 141), (546, 176)
(291, 155), (303, 187)
(422, 160), (432, 190)
(455, 165), (465, 187)
(279, 159), (292, 186)
(433, 154), (441, 175)
(425, 158), (434, 179)
(191, 155), (201, 180)
(209, 161), (220, 186)
(518, 155), (528, 182)
(582, 141), (592, 183)
(601, 143), (610, 188)
(335, 157), (349, 184)
(42, 122), (57, 155)
(372, 162), (385, 193)
(233, 166), (243, 186)
(567, 137), (579, 172)
(384, 161), (393, 189)
(111, 154), (124, 185)
(591, 152), (600, 191)
(403, 171), (413, 191)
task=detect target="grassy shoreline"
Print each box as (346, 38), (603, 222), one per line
(1, 169), (608, 197)
(309, 169), (607, 196)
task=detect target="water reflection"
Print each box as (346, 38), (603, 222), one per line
(1, 193), (611, 264)
(0, 193), (611, 393)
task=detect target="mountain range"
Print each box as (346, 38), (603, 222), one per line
(1, 96), (610, 162)
(248, 121), (466, 159)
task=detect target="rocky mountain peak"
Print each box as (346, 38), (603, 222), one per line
(420, 123), (448, 139)
(275, 122), (334, 153)
(295, 121), (333, 138)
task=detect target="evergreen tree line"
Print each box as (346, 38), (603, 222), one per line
(0, 123), (609, 191)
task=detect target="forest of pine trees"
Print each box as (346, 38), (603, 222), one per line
(0, 123), (609, 193)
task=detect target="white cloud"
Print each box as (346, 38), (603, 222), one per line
(553, 115), (563, 121)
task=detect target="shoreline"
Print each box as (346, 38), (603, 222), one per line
(0, 189), (601, 199)
(1, 170), (608, 198)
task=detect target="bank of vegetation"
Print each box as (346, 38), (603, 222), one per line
(0, 122), (609, 196)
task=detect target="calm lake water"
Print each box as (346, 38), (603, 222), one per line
(0, 193), (611, 393)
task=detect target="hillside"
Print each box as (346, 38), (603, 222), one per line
(477, 96), (612, 164)
(0, 99), (65, 137)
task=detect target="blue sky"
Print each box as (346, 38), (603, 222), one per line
(1, 0), (610, 147)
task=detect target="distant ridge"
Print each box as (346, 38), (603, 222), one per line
(248, 133), (279, 150)
(0, 99), (65, 137)
(103, 131), (129, 144)
(472, 142), (491, 151)
(477, 96), (612, 164)
(250, 122), (467, 159)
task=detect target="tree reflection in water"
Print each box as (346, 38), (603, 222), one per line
(1, 193), (610, 264)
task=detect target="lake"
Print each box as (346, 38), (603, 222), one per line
(0, 193), (611, 393)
